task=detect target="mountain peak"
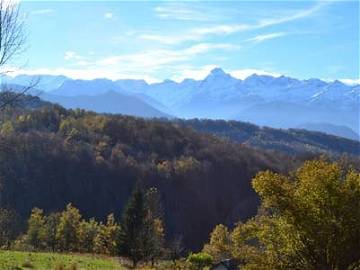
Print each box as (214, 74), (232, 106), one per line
(209, 67), (227, 77)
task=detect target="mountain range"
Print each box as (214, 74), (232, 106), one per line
(1, 68), (359, 140)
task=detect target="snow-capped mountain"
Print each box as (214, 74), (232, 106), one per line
(2, 68), (359, 138)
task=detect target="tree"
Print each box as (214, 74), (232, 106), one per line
(94, 213), (120, 255)
(56, 203), (82, 252)
(231, 159), (360, 270)
(25, 207), (46, 250)
(0, 207), (19, 248)
(78, 218), (99, 253)
(43, 212), (60, 252)
(144, 187), (165, 265)
(0, 0), (37, 111)
(203, 224), (232, 263)
(118, 188), (147, 267)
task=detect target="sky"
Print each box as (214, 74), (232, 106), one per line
(8, 0), (360, 83)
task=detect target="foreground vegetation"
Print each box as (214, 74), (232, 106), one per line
(203, 160), (360, 269)
(0, 250), (124, 270)
(1, 159), (359, 269)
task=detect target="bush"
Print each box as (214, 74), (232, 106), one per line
(187, 252), (213, 270)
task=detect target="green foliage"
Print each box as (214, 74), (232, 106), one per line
(118, 188), (147, 266)
(56, 204), (82, 252)
(78, 218), (100, 253)
(94, 214), (120, 256)
(117, 187), (166, 267)
(186, 252), (213, 270)
(26, 208), (46, 250)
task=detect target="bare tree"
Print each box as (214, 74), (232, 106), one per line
(0, 0), (25, 68)
(0, 0), (36, 111)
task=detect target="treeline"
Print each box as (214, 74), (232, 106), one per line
(1, 187), (167, 267)
(202, 160), (360, 270)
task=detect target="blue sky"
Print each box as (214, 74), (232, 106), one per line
(10, 0), (359, 82)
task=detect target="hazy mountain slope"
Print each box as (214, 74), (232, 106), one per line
(177, 119), (360, 156)
(1, 74), (68, 92)
(42, 91), (169, 118)
(297, 123), (359, 141)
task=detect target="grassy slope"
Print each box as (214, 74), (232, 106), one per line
(0, 250), (125, 270)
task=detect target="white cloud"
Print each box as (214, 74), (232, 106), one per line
(64, 51), (90, 66)
(247, 32), (287, 43)
(338, 79), (360, 86)
(230, 69), (282, 80)
(104, 12), (114, 20)
(30, 9), (54, 15)
(64, 51), (77, 61)
(96, 43), (237, 69)
(22, 43), (236, 83)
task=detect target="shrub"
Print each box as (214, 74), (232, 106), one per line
(187, 252), (213, 270)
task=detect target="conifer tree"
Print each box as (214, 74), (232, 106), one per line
(117, 188), (147, 267)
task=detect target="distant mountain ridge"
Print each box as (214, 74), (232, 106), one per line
(1, 68), (359, 139)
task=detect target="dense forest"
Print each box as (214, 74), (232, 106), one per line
(0, 94), (358, 251)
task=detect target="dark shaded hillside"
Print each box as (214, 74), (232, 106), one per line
(0, 105), (296, 250)
(176, 119), (360, 156)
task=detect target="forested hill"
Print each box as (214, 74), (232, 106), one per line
(176, 119), (360, 156)
(0, 102), (301, 250)
(0, 95), (358, 250)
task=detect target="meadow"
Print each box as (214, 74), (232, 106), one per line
(0, 250), (125, 270)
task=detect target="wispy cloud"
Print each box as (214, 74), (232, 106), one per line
(64, 51), (91, 66)
(247, 32), (287, 43)
(96, 43), (238, 68)
(45, 43), (238, 82)
(30, 9), (54, 16)
(104, 12), (115, 20)
(154, 3), (213, 22)
(142, 2), (326, 45)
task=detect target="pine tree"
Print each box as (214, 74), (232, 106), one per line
(117, 188), (147, 267)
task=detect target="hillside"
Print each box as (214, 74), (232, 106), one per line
(0, 104), (292, 250)
(0, 98), (359, 250)
(177, 119), (360, 156)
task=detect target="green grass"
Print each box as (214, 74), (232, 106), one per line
(0, 250), (126, 270)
